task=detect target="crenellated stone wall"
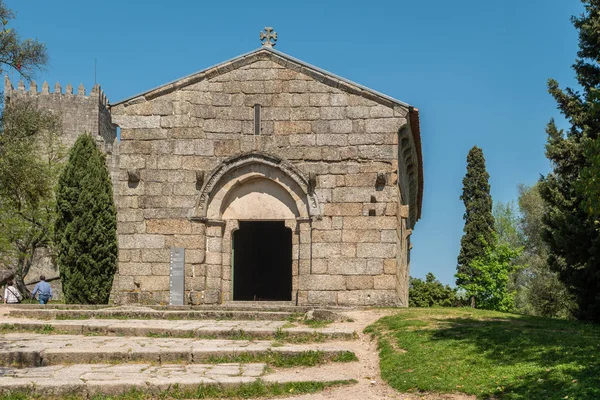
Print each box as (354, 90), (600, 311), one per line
(4, 77), (116, 151)
(109, 49), (420, 307)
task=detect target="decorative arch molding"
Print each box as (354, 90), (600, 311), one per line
(398, 126), (420, 228)
(191, 151), (321, 220)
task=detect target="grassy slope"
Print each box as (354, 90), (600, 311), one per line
(365, 308), (600, 400)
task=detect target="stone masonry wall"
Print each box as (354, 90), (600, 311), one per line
(4, 78), (116, 151)
(110, 51), (414, 306)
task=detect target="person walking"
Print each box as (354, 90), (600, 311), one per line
(31, 275), (53, 305)
(3, 279), (22, 304)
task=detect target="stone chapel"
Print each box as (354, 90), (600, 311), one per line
(5, 30), (423, 306)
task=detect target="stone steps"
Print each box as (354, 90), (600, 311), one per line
(8, 308), (298, 321)
(12, 302), (319, 313)
(0, 306), (362, 398)
(0, 333), (355, 368)
(0, 363), (355, 397)
(1, 317), (356, 340)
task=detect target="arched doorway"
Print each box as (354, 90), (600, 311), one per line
(192, 152), (320, 303)
(220, 177), (297, 301)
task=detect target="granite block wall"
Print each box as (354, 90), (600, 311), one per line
(108, 49), (419, 306)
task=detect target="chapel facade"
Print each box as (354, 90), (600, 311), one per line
(5, 32), (423, 306)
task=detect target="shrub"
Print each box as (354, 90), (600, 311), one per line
(54, 134), (117, 304)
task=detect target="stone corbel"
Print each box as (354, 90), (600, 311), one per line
(376, 171), (387, 187)
(127, 169), (140, 183)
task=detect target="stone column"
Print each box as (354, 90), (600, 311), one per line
(221, 219), (239, 302)
(396, 205), (411, 306)
(284, 219), (299, 303)
(204, 220), (225, 304)
(295, 217), (312, 305)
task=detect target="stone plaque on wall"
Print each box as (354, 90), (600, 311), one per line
(170, 248), (185, 306)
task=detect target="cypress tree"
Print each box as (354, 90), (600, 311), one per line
(456, 146), (495, 306)
(539, 0), (600, 321)
(55, 134), (117, 304)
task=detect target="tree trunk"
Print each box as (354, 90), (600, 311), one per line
(470, 295), (476, 308)
(13, 272), (31, 299)
(13, 242), (39, 299)
(14, 254), (33, 299)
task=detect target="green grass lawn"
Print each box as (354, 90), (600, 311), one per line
(365, 308), (600, 400)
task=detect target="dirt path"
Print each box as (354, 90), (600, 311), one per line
(272, 309), (475, 400)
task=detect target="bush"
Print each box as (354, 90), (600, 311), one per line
(409, 273), (459, 307)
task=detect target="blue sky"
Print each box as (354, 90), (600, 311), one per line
(7, 0), (583, 285)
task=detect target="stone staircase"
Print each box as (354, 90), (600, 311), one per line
(8, 305), (304, 322)
(0, 304), (364, 398)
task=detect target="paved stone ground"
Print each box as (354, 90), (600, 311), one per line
(0, 363), (266, 396)
(2, 317), (355, 339)
(0, 361), (360, 397)
(7, 307), (298, 321)
(0, 333), (355, 366)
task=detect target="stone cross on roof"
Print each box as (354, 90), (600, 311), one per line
(260, 27), (277, 47)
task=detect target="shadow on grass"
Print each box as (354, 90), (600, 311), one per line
(368, 310), (600, 399)
(428, 316), (600, 399)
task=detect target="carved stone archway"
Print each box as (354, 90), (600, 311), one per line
(192, 151), (320, 221)
(189, 152), (318, 304)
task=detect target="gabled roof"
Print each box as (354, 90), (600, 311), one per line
(112, 47), (411, 109)
(112, 46), (423, 222)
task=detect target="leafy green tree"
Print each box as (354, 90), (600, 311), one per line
(456, 241), (522, 312)
(55, 134), (117, 304)
(539, 0), (600, 321)
(409, 273), (458, 307)
(0, 0), (50, 291)
(494, 201), (523, 249)
(492, 187), (574, 318)
(515, 184), (575, 318)
(0, 0), (48, 80)
(457, 146), (495, 307)
(0, 100), (63, 294)
(494, 200), (529, 313)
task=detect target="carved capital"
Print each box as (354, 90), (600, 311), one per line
(399, 204), (410, 219)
